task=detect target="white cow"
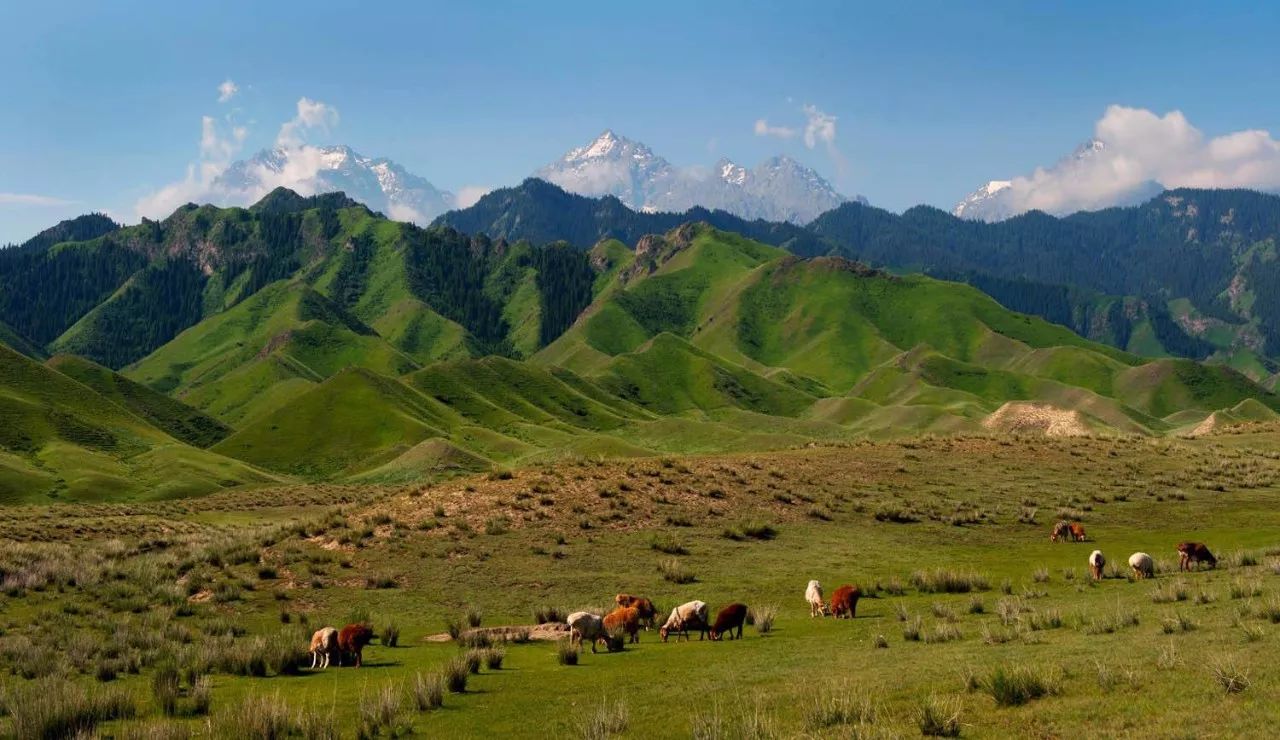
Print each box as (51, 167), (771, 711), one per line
(659, 600), (709, 642)
(805, 580), (828, 617)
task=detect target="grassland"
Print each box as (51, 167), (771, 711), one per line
(4, 427), (1280, 737)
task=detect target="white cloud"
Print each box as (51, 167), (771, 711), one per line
(217, 79), (239, 103)
(454, 185), (491, 209)
(276, 97), (338, 148)
(975, 105), (1280, 219)
(753, 104), (846, 174)
(754, 119), (797, 139)
(135, 95), (343, 220)
(0, 192), (76, 206)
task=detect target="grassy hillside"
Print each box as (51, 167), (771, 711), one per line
(0, 319), (46, 360)
(5, 433), (1280, 736)
(125, 280), (421, 425)
(0, 344), (276, 502)
(46, 354), (231, 448)
(538, 225), (1280, 435)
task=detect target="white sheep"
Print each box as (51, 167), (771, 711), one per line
(1128, 552), (1154, 580)
(659, 600), (709, 642)
(566, 611), (608, 653)
(309, 627), (338, 669)
(1088, 550), (1106, 581)
(805, 579), (828, 617)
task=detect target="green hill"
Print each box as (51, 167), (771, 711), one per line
(0, 344), (276, 503)
(46, 354), (231, 448)
(0, 320), (45, 360)
(537, 224), (1280, 436)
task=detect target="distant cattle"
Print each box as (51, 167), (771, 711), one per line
(1088, 550), (1106, 581)
(709, 603), (748, 641)
(805, 580), (828, 617)
(615, 594), (658, 630)
(1128, 552), (1155, 580)
(337, 623), (375, 667)
(603, 606), (642, 644)
(1051, 520), (1086, 542)
(1176, 542), (1217, 571)
(567, 611), (618, 653)
(830, 585), (860, 619)
(659, 600), (709, 642)
(308, 627), (338, 669)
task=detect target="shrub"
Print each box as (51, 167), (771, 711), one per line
(658, 557), (696, 584)
(214, 693), (292, 740)
(151, 663), (181, 717)
(968, 596), (985, 615)
(1161, 612), (1197, 634)
(930, 602), (957, 622)
(7, 679), (136, 739)
(803, 681), (877, 729)
(740, 521), (778, 540)
(924, 623), (962, 644)
(459, 631), (492, 650)
(556, 639), (580, 666)
(1229, 577), (1262, 599)
(484, 647), (506, 670)
(533, 606), (565, 624)
(577, 698), (629, 739)
(1211, 659), (1251, 694)
(983, 666), (1058, 706)
(294, 705), (339, 740)
(358, 684), (403, 738)
(1032, 568), (1049, 584)
(874, 505), (920, 523)
(380, 623), (400, 648)
(411, 671), (444, 711)
(902, 616), (923, 642)
(466, 608), (483, 628)
(1150, 580), (1189, 604)
(649, 534), (688, 555)
(445, 617), (464, 640)
(911, 569), (990, 594)
(464, 648), (484, 674)
(191, 675), (213, 716)
(873, 634), (889, 649)
(443, 657), (470, 692)
(484, 517), (510, 535)
(748, 605), (777, 634)
(917, 695), (962, 737)
(117, 720), (193, 740)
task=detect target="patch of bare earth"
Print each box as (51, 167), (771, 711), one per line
(982, 402), (1090, 437)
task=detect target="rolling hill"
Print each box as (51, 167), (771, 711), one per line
(3, 191), (1280, 492)
(440, 180), (1280, 375)
(0, 344), (277, 503)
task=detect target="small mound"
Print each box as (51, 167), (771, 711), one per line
(982, 402), (1091, 437)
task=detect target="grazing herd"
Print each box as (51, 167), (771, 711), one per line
(308, 623), (374, 669)
(304, 525), (1225, 671)
(1052, 520), (1217, 582)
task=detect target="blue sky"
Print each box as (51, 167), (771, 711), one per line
(3, 1), (1280, 242)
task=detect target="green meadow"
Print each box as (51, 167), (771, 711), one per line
(3, 431), (1280, 737)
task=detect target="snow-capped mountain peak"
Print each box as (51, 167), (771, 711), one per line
(214, 145), (455, 224)
(535, 131), (860, 224)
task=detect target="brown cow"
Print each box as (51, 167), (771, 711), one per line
(1069, 522), (1087, 542)
(830, 585), (860, 619)
(615, 594), (658, 630)
(337, 623), (375, 667)
(709, 603), (748, 641)
(1176, 542), (1217, 571)
(603, 606), (641, 644)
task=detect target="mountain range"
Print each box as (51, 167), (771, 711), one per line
(0, 188), (1277, 501)
(953, 139), (1165, 222)
(214, 145), (457, 223)
(533, 130), (863, 223)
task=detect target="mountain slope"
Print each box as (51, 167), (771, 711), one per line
(536, 224), (1280, 434)
(46, 354), (231, 448)
(434, 178), (833, 254)
(0, 344), (275, 502)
